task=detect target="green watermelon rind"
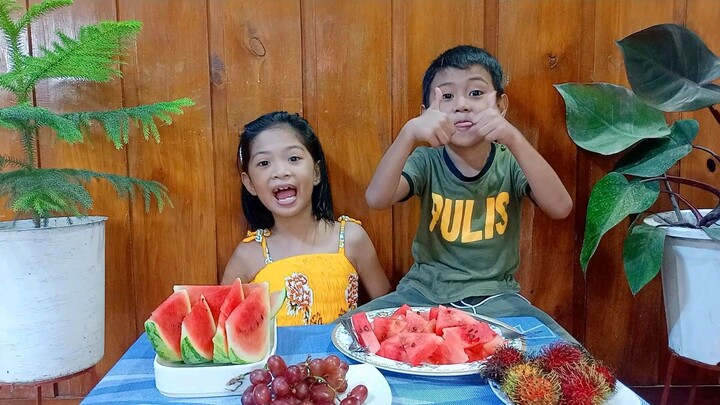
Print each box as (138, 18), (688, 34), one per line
(180, 336), (212, 364)
(145, 321), (182, 363)
(269, 288), (286, 319)
(212, 331), (230, 364)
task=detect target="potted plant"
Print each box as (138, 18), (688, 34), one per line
(555, 23), (719, 365)
(0, 0), (193, 383)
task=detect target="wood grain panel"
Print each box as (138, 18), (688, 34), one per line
(497, 0), (581, 339)
(584, 0), (675, 384)
(27, 0), (133, 396)
(390, 0), (485, 282)
(209, 0), (303, 283)
(116, 0), (216, 335)
(301, 0), (393, 292)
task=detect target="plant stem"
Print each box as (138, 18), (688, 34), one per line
(692, 145), (720, 163)
(659, 190), (702, 222)
(709, 105), (720, 126)
(662, 177), (684, 222)
(643, 175), (720, 199)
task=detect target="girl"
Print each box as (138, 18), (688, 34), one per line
(222, 111), (391, 326)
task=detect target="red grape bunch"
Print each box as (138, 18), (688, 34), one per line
(241, 354), (369, 405)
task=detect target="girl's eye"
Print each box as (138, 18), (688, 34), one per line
(289, 156), (301, 162)
(469, 90), (483, 97)
(442, 93), (453, 100)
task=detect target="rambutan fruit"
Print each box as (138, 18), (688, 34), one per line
(501, 363), (544, 399)
(509, 373), (561, 405)
(536, 342), (589, 373)
(590, 361), (617, 391)
(480, 344), (526, 382)
(555, 364), (612, 405)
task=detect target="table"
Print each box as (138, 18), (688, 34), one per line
(80, 316), (645, 405)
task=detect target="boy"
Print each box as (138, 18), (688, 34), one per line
(357, 45), (574, 340)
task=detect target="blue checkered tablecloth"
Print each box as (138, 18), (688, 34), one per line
(80, 317), (645, 404)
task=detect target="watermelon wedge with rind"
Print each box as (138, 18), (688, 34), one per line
(180, 295), (216, 364)
(173, 284), (231, 323)
(212, 278), (245, 363)
(269, 288), (286, 318)
(145, 289), (191, 362)
(227, 282), (271, 364)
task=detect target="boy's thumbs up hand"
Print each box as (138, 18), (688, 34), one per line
(471, 91), (520, 145)
(404, 87), (455, 147)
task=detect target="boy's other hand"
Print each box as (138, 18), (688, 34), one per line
(406, 87), (455, 147)
(471, 91), (521, 146)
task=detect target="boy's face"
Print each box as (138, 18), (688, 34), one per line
(427, 65), (508, 147)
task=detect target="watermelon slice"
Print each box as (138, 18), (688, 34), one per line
(173, 284), (231, 322)
(269, 288), (286, 318)
(212, 278), (245, 363)
(351, 312), (381, 354)
(144, 290), (192, 362)
(226, 282), (272, 364)
(180, 295), (216, 364)
(372, 316), (406, 341)
(398, 332), (443, 366)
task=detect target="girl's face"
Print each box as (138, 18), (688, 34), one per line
(241, 125), (320, 220)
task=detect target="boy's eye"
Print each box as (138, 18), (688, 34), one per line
(256, 160), (270, 167)
(442, 93), (453, 100)
(469, 90), (483, 97)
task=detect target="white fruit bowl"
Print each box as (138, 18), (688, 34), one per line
(154, 321), (277, 398)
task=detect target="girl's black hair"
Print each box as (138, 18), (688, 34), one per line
(238, 111), (334, 231)
(421, 45), (505, 108)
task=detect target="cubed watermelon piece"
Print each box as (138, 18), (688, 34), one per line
(351, 312), (381, 354)
(372, 316), (406, 342)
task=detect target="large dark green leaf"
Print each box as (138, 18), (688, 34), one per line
(555, 83), (670, 155)
(580, 173), (660, 272)
(615, 119), (699, 177)
(623, 224), (666, 295)
(617, 23), (720, 112)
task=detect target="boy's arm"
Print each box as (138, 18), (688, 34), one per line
(505, 134), (573, 220)
(366, 88), (454, 209)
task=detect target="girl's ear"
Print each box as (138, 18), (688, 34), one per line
(313, 163), (321, 186)
(498, 93), (509, 117)
(241, 172), (257, 196)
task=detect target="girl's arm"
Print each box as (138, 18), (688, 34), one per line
(221, 243), (262, 285)
(344, 222), (391, 298)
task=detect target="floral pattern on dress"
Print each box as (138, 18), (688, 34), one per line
(284, 272), (313, 324)
(309, 312), (323, 325)
(345, 273), (359, 310)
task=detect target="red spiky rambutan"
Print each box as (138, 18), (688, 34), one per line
(480, 344), (527, 382)
(536, 342), (588, 373)
(555, 364), (612, 405)
(510, 373), (561, 405)
(591, 362), (617, 391)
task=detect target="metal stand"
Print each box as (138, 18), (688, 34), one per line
(0, 366), (97, 405)
(661, 350), (720, 405)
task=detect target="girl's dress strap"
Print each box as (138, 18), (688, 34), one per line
(243, 229), (273, 264)
(337, 215), (361, 255)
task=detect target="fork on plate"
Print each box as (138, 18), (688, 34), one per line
(340, 317), (367, 353)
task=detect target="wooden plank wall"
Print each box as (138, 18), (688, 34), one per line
(2, 0), (719, 400)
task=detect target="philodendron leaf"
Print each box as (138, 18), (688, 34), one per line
(703, 227), (720, 242)
(555, 83), (670, 155)
(624, 224), (666, 295)
(615, 119), (699, 177)
(617, 23), (720, 112)
(580, 172), (660, 272)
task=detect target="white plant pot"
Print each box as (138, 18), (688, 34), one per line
(644, 210), (720, 366)
(0, 216), (107, 383)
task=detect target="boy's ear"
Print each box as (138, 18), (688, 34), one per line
(241, 172), (257, 196)
(498, 93), (509, 117)
(313, 163), (321, 186)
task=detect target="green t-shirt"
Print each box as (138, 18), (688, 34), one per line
(400, 144), (528, 302)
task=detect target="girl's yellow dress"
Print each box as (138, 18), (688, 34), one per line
(248, 216), (359, 326)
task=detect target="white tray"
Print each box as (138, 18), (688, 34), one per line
(154, 322), (277, 398)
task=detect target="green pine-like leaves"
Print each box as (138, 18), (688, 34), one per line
(0, 168), (171, 219)
(0, 0), (193, 225)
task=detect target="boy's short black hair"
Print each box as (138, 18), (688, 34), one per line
(238, 111), (334, 231)
(421, 45), (505, 108)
